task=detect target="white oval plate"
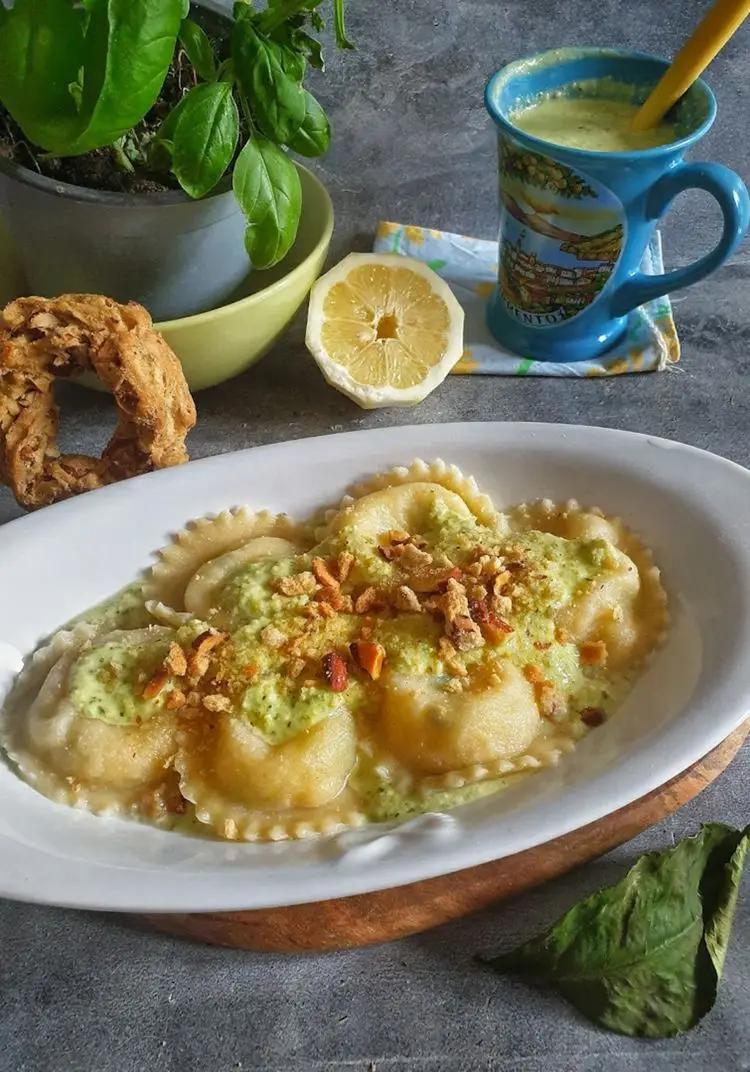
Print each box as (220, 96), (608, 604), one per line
(1, 422), (749, 913)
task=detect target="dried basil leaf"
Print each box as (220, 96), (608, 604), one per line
(483, 823), (749, 1038)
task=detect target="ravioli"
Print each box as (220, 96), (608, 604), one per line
(0, 460), (668, 840)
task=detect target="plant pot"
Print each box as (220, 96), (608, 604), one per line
(0, 163), (335, 392)
(0, 161), (250, 322)
(0, 0), (250, 322)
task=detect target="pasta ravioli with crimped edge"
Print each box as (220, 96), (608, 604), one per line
(0, 459), (669, 842)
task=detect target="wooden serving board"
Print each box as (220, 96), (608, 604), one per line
(140, 722), (748, 952)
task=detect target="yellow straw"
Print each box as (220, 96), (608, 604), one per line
(632, 0), (750, 131)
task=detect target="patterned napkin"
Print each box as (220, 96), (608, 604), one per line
(373, 222), (680, 376)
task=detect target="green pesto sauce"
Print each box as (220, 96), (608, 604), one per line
(418, 495), (497, 564)
(354, 763), (506, 823)
(372, 615), (445, 675)
(217, 556), (307, 627)
(61, 496), (631, 763)
(68, 636), (171, 725)
(67, 583), (152, 633)
(241, 676), (370, 745)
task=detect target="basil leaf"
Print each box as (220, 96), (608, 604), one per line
(484, 824), (749, 1039)
(180, 0), (190, 17)
(179, 17), (217, 82)
(0, 0), (183, 156)
(0, 0), (85, 147)
(147, 90), (193, 170)
(216, 58), (236, 83)
(72, 0), (183, 154)
(232, 21), (306, 144)
(172, 82), (239, 198)
(333, 0), (354, 49)
(232, 138), (302, 268)
(287, 91), (330, 156)
(294, 30), (325, 71)
(233, 0), (252, 21)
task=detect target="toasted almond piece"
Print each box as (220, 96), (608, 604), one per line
(288, 657), (307, 679)
(317, 586), (351, 613)
(437, 578), (484, 651)
(482, 619), (513, 644)
(187, 630), (227, 683)
(397, 543), (433, 570)
(405, 563), (461, 594)
(350, 640), (386, 680)
(466, 581), (489, 604)
(438, 636), (468, 677)
(203, 693), (232, 713)
(538, 683), (565, 722)
(579, 640), (608, 666)
(392, 584), (422, 613)
(142, 669), (168, 700)
(443, 677), (464, 693)
(336, 551), (354, 583)
(382, 529), (411, 545)
(468, 597), (489, 624)
(354, 586), (384, 614)
(312, 556), (340, 590)
(164, 642), (187, 677)
(165, 689), (187, 711)
(523, 664), (547, 685)
(260, 624), (286, 649)
(322, 652), (348, 692)
(276, 572), (317, 597)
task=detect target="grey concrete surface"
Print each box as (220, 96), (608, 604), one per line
(1, 0), (749, 1069)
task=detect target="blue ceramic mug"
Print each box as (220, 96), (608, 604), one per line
(484, 48), (750, 362)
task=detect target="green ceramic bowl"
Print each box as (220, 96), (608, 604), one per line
(0, 163), (333, 392)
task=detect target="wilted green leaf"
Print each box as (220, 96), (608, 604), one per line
(233, 21), (306, 144)
(172, 82), (239, 198)
(287, 91), (330, 156)
(179, 18), (217, 81)
(232, 137), (302, 268)
(484, 824), (749, 1038)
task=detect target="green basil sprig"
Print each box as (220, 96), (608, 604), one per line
(483, 823), (749, 1038)
(0, 0), (352, 269)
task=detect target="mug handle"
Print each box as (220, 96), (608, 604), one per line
(610, 162), (750, 317)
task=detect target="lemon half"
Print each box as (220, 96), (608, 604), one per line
(305, 253), (464, 409)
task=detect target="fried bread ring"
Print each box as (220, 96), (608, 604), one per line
(0, 294), (196, 509)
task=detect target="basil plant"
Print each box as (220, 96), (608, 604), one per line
(0, 0), (353, 268)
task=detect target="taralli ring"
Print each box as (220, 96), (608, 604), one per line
(0, 294), (196, 510)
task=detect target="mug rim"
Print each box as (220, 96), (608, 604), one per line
(485, 46), (717, 160)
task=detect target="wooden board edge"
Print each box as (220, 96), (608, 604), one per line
(138, 720), (749, 952)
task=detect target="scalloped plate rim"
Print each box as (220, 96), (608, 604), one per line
(0, 421), (748, 913)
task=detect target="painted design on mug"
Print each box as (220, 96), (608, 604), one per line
(497, 135), (624, 327)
